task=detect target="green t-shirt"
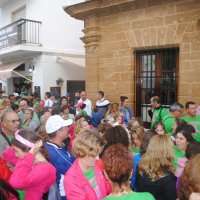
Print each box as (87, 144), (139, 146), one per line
(78, 110), (88, 117)
(22, 121), (29, 129)
(162, 113), (175, 136)
(83, 168), (102, 199)
(173, 146), (186, 169)
(33, 100), (40, 105)
(18, 190), (25, 200)
(182, 115), (200, 142)
(151, 107), (168, 129)
(131, 148), (140, 154)
(104, 191), (155, 200)
(125, 108), (131, 121)
(84, 167), (95, 180)
(7, 136), (13, 142)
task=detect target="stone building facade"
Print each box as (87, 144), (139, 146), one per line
(65, 0), (200, 121)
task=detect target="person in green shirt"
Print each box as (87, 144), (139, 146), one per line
(173, 124), (196, 189)
(148, 96), (168, 129)
(182, 101), (200, 142)
(173, 145), (186, 169)
(103, 143), (155, 200)
(0, 110), (25, 200)
(162, 102), (184, 136)
(76, 101), (88, 117)
(129, 126), (144, 156)
(0, 110), (20, 155)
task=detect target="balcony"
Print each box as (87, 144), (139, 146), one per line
(0, 19), (42, 60)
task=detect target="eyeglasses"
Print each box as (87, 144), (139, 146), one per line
(5, 119), (20, 124)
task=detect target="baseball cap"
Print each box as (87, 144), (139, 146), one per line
(75, 101), (84, 107)
(45, 115), (73, 134)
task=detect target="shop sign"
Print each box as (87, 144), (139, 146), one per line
(0, 23), (18, 48)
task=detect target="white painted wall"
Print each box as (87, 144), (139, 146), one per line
(0, 0), (84, 53)
(65, 0), (85, 5)
(0, 8), (2, 26)
(33, 0), (84, 53)
(32, 54), (85, 97)
(0, 0), (25, 27)
(0, 0), (85, 97)
(6, 77), (13, 94)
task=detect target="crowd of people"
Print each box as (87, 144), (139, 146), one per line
(0, 89), (200, 200)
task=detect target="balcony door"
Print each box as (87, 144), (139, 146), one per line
(12, 6), (26, 22)
(12, 6), (26, 43)
(135, 48), (179, 128)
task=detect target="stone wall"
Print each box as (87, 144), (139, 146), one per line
(66, 0), (200, 110)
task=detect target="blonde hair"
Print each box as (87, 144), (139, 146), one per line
(129, 126), (145, 150)
(114, 111), (123, 120)
(72, 130), (106, 158)
(38, 116), (49, 142)
(104, 102), (119, 119)
(128, 117), (143, 130)
(138, 134), (174, 181)
(0, 98), (10, 111)
(74, 118), (86, 136)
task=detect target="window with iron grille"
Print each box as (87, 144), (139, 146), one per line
(135, 48), (179, 128)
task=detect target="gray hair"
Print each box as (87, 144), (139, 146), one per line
(169, 102), (183, 112)
(0, 109), (16, 122)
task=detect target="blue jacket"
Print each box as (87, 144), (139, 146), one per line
(45, 142), (75, 200)
(91, 111), (104, 128)
(130, 153), (141, 190)
(120, 107), (133, 127)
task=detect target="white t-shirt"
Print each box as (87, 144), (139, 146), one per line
(96, 98), (110, 107)
(78, 98), (92, 117)
(44, 99), (53, 108)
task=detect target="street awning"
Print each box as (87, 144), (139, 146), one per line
(0, 61), (33, 82)
(57, 56), (85, 67)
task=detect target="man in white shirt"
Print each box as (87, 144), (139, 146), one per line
(96, 91), (110, 117)
(44, 92), (53, 108)
(77, 91), (92, 117)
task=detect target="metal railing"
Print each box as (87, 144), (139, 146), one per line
(0, 18), (42, 49)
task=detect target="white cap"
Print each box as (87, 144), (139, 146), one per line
(13, 93), (19, 97)
(45, 115), (73, 134)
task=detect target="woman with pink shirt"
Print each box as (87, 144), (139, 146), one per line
(64, 130), (111, 200)
(3, 129), (56, 200)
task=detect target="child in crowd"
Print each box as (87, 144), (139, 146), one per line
(129, 126), (145, 155)
(61, 105), (74, 120)
(3, 129), (56, 200)
(154, 121), (166, 135)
